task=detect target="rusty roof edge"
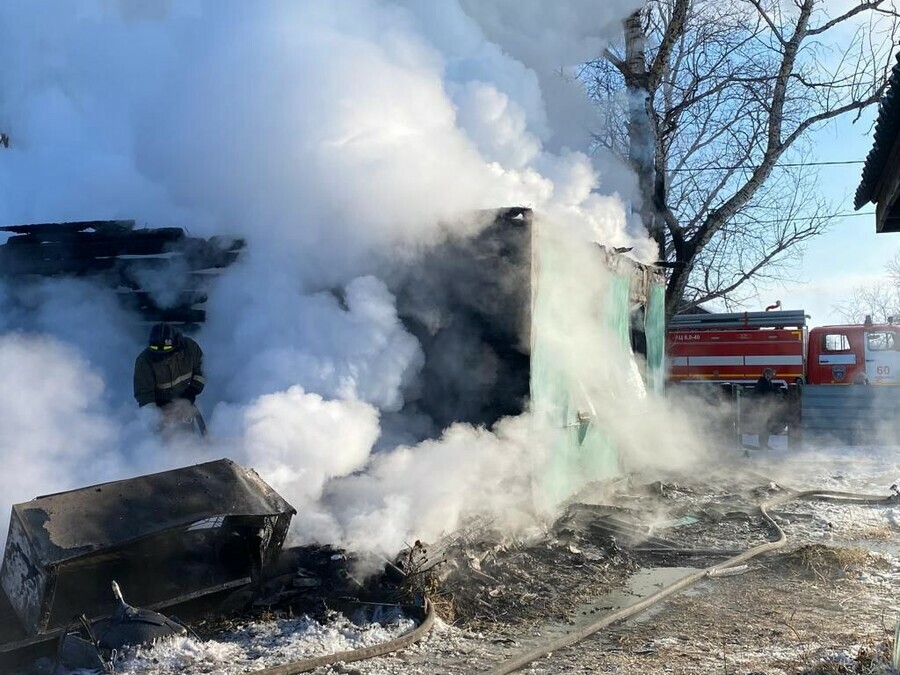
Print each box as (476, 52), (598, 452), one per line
(855, 50), (900, 209)
(234, 464), (297, 516)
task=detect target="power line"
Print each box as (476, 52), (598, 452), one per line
(723, 210), (874, 225)
(668, 159), (865, 172)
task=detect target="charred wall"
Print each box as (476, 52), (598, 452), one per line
(385, 207), (665, 438)
(388, 208), (533, 434)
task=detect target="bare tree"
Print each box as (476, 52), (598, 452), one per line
(834, 251), (900, 322)
(584, 0), (899, 318)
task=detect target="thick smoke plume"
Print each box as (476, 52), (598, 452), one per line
(0, 0), (705, 556)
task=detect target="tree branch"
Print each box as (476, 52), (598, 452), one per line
(584, 0), (899, 316)
(649, 0), (691, 89)
(602, 48), (626, 74)
(748, 0), (787, 45)
(808, 0), (886, 35)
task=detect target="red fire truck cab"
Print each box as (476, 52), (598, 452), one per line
(807, 323), (900, 385)
(667, 310), (900, 386)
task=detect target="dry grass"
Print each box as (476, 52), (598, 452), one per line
(785, 545), (872, 583)
(854, 525), (895, 541)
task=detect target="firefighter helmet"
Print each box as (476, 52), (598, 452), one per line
(148, 323), (179, 353)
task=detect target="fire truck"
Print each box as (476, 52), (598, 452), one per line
(666, 309), (900, 447)
(667, 309), (900, 387)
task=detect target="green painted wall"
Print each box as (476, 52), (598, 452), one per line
(530, 232), (664, 505)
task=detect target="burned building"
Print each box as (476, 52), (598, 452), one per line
(0, 212), (662, 439)
(0, 210), (664, 455)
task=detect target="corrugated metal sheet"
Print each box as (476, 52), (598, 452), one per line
(855, 51), (900, 209)
(801, 385), (900, 445)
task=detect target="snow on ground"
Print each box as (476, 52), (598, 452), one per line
(103, 611), (416, 675)
(755, 443), (900, 492)
(751, 443), (900, 549)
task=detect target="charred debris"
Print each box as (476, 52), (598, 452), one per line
(392, 476), (818, 632)
(0, 459), (805, 673)
(0, 219), (244, 325)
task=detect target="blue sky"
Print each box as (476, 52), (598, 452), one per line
(748, 108), (896, 327)
(687, 0), (898, 328)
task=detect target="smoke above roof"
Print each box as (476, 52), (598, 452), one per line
(0, 0), (680, 555)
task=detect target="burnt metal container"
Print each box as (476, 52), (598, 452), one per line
(0, 458), (294, 640)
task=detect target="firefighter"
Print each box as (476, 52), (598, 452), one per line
(134, 324), (205, 429)
(754, 368), (784, 450)
(755, 368), (779, 395)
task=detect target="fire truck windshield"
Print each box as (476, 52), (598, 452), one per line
(867, 331), (898, 351)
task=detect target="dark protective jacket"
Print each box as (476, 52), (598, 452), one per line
(133, 336), (205, 407)
(754, 376), (780, 396)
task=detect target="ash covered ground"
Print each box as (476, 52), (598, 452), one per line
(48, 443), (900, 675)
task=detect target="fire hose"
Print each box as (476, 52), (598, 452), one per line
(485, 488), (896, 675)
(192, 405), (207, 436)
(247, 598), (434, 675)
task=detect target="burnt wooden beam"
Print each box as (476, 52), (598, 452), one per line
(0, 220), (135, 235)
(3, 234), (185, 260)
(0, 255), (118, 276)
(145, 307), (207, 323)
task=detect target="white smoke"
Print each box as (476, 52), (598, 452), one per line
(321, 413), (547, 553)
(203, 274), (424, 408)
(0, 0), (673, 555)
(0, 335), (123, 507)
(456, 0), (644, 152)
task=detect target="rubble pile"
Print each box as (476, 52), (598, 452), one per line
(605, 478), (796, 553)
(387, 477), (797, 631)
(390, 473), (895, 636)
(394, 516), (637, 630)
(190, 544), (410, 635)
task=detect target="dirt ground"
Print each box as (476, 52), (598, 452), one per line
(524, 553), (899, 674)
(74, 450), (894, 675)
(35, 449), (894, 675)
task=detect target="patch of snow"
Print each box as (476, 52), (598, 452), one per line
(108, 612), (416, 674)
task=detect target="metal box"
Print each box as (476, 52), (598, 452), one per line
(0, 458), (295, 637)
